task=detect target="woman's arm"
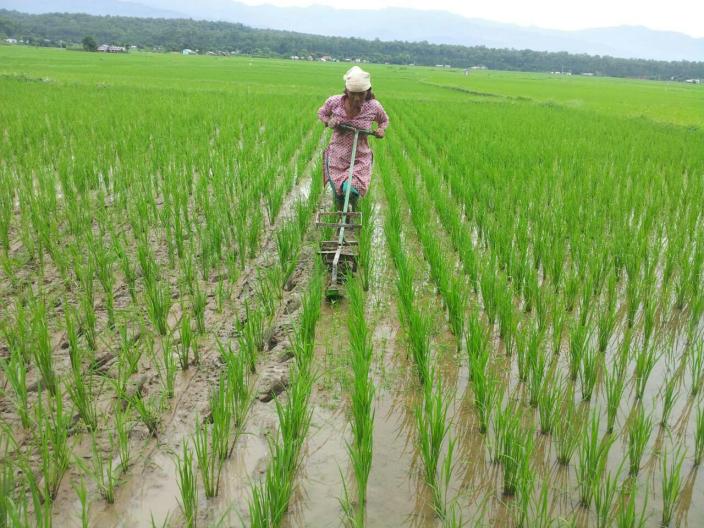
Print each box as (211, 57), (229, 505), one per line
(317, 96), (336, 127)
(374, 101), (389, 137)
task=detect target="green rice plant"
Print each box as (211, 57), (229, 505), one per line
(192, 282), (206, 335)
(0, 345), (30, 428)
(604, 351), (627, 433)
(495, 400), (534, 497)
(255, 268), (279, 317)
(576, 411), (614, 507)
(537, 378), (560, 434)
(579, 345), (600, 401)
(568, 322), (589, 382)
(660, 447), (685, 527)
(176, 442), (198, 528)
(594, 464), (622, 528)
(92, 242), (115, 328)
(526, 326), (547, 406)
(416, 374), (451, 511)
(72, 477), (89, 528)
(66, 362), (98, 431)
(555, 388), (582, 465)
(115, 403), (131, 474)
(193, 416), (223, 498)
(597, 273), (618, 352)
(209, 377), (234, 461)
(275, 221), (299, 282)
(346, 278), (374, 513)
(219, 340), (252, 428)
(358, 192), (374, 292)
(31, 302), (57, 396)
(615, 481), (648, 528)
(129, 393), (159, 437)
(87, 432), (118, 504)
(407, 308), (432, 386)
(145, 279), (172, 336)
(660, 373), (680, 428)
(34, 387), (70, 501)
(117, 323), (142, 376)
(113, 236), (137, 302)
(64, 304), (82, 371)
(627, 404), (653, 477)
(689, 339), (704, 397)
(550, 296), (566, 355)
(161, 335), (177, 399)
(238, 301), (265, 373)
(179, 312), (194, 369)
(633, 345), (659, 400)
(529, 478), (552, 528)
(695, 405), (704, 465)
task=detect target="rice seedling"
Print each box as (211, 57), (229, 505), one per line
(72, 477), (89, 528)
(345, 278), (374, 516)
(31, 301), (57, 396)
(129, 393), (160, 437)
(604, 352), (627, 433)
(579, 345), (600, 401)
(0, 345), (31, 429)
(219, 340), (253, 428)
(145, 279), (172, 336)
(208, 378), (234, 461)
(66, 362), (98, 432)
(633, 345), (659, 400)
(416, 374), (451, 512)
(660, 447), (685, 527)
(615, 482), (648, 528)
(179, 312), (194, 369)
(555, 387), (582, 465)
(594, 464), (623, 526)
(496, 401), (534, 497)
(695, 405), (704, 466)
(527, 326), (547, 406)
(627, 404), (653, 477)
(689, 339), (704, 397)
(537, 378), (560, 434)
(114, 403), (131, 474)
(160, 335), (177, 399)
(659, 373), (680, 428)
(577, 411), (615, 508)
(358, 192), (374, 292)
(176, 442), (198, 528)
(86, 432), (118, 504)
(238, 301), (265, 373)
(193, 416), (223, 498)
(192, 282), (206, 335)
(529, 478), (552, 528)
(33, 387), (70, 502)
(568, 322), (589, 382)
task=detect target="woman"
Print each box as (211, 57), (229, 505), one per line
(317, 66), (389, 211)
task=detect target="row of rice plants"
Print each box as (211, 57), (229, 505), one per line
(247, 264), (324, 527)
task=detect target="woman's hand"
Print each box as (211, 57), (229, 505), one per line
(374, 128), (385, 139)
(327, 117), (340, 128)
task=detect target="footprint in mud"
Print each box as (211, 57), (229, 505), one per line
(256, 362), (291, 402)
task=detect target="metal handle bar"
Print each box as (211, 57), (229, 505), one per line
(336, 123), (375, 136)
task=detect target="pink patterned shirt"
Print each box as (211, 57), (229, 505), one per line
(317, 94), (389, 197)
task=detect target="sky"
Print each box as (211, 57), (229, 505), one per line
(238, 0), (704, 38)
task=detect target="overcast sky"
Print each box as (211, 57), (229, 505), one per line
(239, 0), (704, 38)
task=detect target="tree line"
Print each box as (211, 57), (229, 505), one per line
(1, 9), (703, 80)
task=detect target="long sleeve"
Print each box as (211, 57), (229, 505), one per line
(374, 101), (389, 131)
(317, 96), (335, 126)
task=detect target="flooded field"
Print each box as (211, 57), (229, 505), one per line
(1, 46), (703, 527)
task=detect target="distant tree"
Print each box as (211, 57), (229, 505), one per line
(82, 35), (97, 52)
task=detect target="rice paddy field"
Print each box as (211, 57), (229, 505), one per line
(1, 45), (704, 527)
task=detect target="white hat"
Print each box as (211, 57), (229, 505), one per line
(343, 66), (371, 92)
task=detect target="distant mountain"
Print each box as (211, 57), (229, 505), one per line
(0, 0), (183, 19)
(1, 0), (703, 62)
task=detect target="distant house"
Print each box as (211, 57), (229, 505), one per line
(320, 55), (333, 62)
(685, 79), (701, 84)
(97, 44), (126, 53)
(182, 49), (196, 55)
(290, 55), (300, 60)
(4, 38), (17, 44)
